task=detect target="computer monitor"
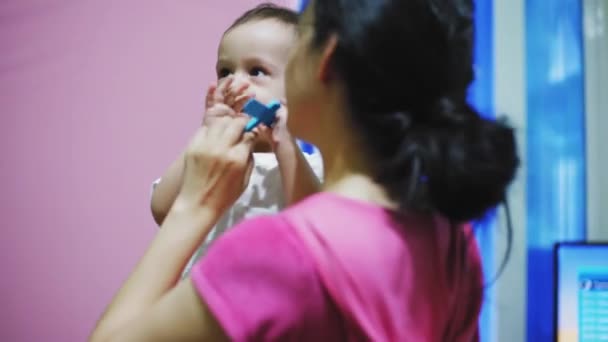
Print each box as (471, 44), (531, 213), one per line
(555, 242), (608, 342)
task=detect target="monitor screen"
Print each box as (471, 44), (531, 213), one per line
(555, 243), (608, 342)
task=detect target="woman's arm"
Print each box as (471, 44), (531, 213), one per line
(97, 278), (228, 342)
(92, 116), (255, 341)
(91, 214), (328, 342)
(91, 201), (221, 341)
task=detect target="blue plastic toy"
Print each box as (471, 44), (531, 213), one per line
(242, 99), (281, 132)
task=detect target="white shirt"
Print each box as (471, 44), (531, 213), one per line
(152, 149), (324, 277)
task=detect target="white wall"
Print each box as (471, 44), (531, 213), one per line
(584, 0), (608, 241)
(492, 0), (527, 340)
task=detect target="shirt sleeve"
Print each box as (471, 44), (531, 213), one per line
(150, 178), (161, 197)
(189, 216), (336, 341)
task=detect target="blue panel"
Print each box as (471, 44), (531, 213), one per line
(297, 0), (308, 13)
(469, 0), (494, 119)
(525, 0), (586, 340)
(469, 1), (495, 341)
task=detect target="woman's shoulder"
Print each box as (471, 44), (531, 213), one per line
(190, 212), (343, 341)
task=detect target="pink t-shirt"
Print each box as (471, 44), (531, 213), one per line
(191, 192), (483, 341)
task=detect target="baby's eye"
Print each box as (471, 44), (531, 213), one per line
(218, 68), (232, 78)
(249, 67), (269, 77)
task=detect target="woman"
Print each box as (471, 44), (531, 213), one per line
(91, 0), (518, 341)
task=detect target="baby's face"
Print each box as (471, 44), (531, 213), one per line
(216, 19), (296, 106)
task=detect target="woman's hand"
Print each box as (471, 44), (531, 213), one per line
(177, 110), (257, 217)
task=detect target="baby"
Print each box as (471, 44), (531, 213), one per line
(150, 3), (323, 277)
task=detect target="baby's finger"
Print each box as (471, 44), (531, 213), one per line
(255, 124), (270, 134)
(233, 93), (253, 112)
(242, 130), (258, 146)
(224, 90), (236, 108)
(229, 82), (250, 109)
(223, 82), (239, 107)
(232, 82), (250, 97)
(205, 83), (218, 109)
(252, 124), (271, 143)
(214, 77), (234, 103)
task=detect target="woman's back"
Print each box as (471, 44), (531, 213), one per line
(284, 193), (483, 341)
(191, 192), (482, 341)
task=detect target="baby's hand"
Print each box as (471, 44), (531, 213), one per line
(258, 101), (292, 150)
(203, 82), (262, 140)
(203, 77), (251, 126)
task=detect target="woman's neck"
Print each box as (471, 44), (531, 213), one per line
(320, 140), (397, 210)
(310, 87), (396, 210)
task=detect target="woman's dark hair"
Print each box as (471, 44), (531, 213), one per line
(226, 3), (298, 33)
(309, 0), (519, 224)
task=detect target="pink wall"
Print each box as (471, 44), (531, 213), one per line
(0, 1), (296, 341)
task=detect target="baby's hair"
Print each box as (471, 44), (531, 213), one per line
(226, 3), (299, 33)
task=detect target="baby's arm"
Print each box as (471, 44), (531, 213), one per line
(266, 106), (321, 205)
(275, 137), (322, 206)
(151, 153), (186, 225)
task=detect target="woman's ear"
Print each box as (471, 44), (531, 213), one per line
(317, 34), (338, 83)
